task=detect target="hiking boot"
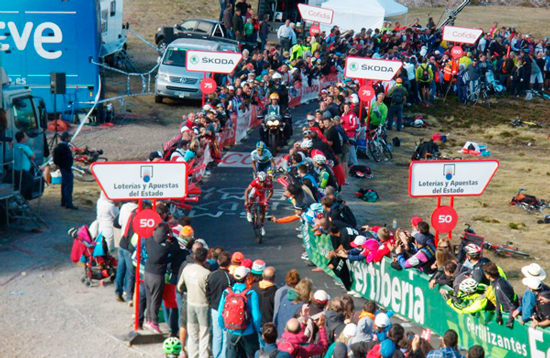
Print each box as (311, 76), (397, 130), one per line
(66, 205), (79, 210)
(116, 294), (125, 303)
(144, 321), (162, 334)
(246, 212), (253, 222)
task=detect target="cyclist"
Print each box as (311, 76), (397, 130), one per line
(251, 141), (276, 174)
(441, 278), (494, 314)
(244, 171), (274, 236)
(312, 154), (338, 194)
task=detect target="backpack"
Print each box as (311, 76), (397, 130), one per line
(391, 87), (404, 105)
(355, 188), (379, 202)
(421, 65), (430, 82)
(222, 288), (251, 331)
(277, 338), (300, 358)
(412, 140), (440, 161)
(349, 165), (373, 179)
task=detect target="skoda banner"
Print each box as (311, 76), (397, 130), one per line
(344, 57), (403, 81)
(301, 224), (550, 358)
(443, 25), (483, 45)
(185, 50), (243, 74)
(91, 162), (188, 200)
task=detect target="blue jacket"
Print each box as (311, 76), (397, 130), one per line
(519, 288), (537, 322)
(218, 283), (262, 336)
(254, 343), (291, 358)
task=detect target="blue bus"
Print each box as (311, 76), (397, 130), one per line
(0, 0), (102, 117)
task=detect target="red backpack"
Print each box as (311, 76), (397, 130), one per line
(222, 288), (251, 330)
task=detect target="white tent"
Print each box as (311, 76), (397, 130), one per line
(318, 0), (408, 33)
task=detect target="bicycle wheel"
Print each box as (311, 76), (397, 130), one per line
(253, 204), (263, 244)
(381, 139), (393, 160)
(95, 157), (108, 162)
(73, 165), (96, 182)
(367, 140), (381, 162)
(496, 247), (530, 258)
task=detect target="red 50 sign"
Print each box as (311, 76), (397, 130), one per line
(431, 206), (458, 233)
(132, 209), (163, 237)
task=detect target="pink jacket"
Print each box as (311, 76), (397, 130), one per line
(278, 326), (328, 358)
(341, 112), (358, 138)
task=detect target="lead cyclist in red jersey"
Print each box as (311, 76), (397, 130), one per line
(244, 171), (274, 236)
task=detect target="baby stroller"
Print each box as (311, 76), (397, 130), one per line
(69, 223), (117, 286)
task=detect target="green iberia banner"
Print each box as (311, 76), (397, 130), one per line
(301, 224), (550, 358)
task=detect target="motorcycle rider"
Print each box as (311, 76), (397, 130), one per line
(260, 93), (283, 143)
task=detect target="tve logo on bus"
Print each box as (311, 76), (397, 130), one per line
(0, 21), (63, 59)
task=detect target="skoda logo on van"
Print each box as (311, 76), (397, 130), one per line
(190, 55), (200, 65)
(349, 62), (359, 71)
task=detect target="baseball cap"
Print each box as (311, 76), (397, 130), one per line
(241, 258), (253, 269)
(307, 114), (315, 121)
(350, 235), (367, 248)
(232, 252), (244, 263)
(195, 238), (209, 250)
(313, 290), (330, 304)
(234, 266), (250, 280)
(251, 260), (266, 275)
(381, 340), (396, 358)
(523, 276), (543, 290)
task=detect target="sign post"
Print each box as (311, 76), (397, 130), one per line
(409, 159), (499, 244)
(186, 50), (243, 107)
(91, 161), (189, 332)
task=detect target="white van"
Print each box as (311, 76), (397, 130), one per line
(154, 38), (239, 103)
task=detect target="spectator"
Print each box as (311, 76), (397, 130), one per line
(351, 323), (405, 358)
(467, 345), (485, 358)
(325, 297), (346, 345)
(532, 290), (550, 328)
(179, 247), (212, 358)
(273, 269), (301, 324)
(369, 93), (388, 130)
(53, 131), (77, 209)
(513, 275), (548, 325)
(12, 131), (35, 200)
(115, 200), (139, 303)
(229, 251), (244, 275)
(278, 317), (328, 358)
(426, 329), (464, 358)
(484, 262), (518, 328)
(95, 191), (119, 252)
(255, 323), (291, 358)
(416, 58), (434, 106)
(350, 301), (377, 344)
(233, 9), (244, 40)
(455, 244), (490, 286)
(222, 6), (234, 39)
(253, 266), (278, 325)
(275, 278), (313, 338)
(218, 266), (262, 358)
(144, 223), (178, 334)
(395, 231), (436, 274)
(207, 251), (234, 358)
(277, 20), (292, 51)
(386, 78), (408, 131)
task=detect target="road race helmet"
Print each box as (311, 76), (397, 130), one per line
(163, 337), (182, 355)
(313, 154), (326, 165)
(459, 278), (479, 293)
(257, 172), (267, 182)
(256, 141), (266, 150)
(465, 243), (482, 257)
(269, 93), (280, 100)
(272, 72), (282, 80)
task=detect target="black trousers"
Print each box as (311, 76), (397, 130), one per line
(145, 272), (165, 324)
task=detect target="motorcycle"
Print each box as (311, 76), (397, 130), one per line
(258, 112), (290, 155)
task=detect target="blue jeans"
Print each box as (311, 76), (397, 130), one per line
(115, 247), (135, 298)
(386, 105), (403, 131)
(60, 167), (74, 206)
(163, 302), (179, 336)
(212, 308), (228, 358)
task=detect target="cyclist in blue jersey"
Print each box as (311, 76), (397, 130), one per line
(251, 141), (276, 174)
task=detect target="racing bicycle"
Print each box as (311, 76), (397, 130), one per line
(367, 125), (392, 162)
(510, 188), (549, 214)
(249, 201), (265, 244)
(468, 80), (490, 107)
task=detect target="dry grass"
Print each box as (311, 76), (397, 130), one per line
(389, 6), (550, 38)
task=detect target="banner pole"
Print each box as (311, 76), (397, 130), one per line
(435, 196), (441, 246)
(134, 199), (143, 331)
(449, 196), (454, 241)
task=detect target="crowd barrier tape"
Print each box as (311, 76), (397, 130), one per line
(301, 224), (550, 358)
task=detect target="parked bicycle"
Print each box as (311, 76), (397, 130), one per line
(70, 146), (107, 182)
(366, 125), (392, 162)
(510, 188), (548, 214)
(468, 80), (490, 107)
(455, 224), (530, 259)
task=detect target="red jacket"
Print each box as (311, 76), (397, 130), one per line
(371, 239), (395, 262)
(278, 326), (328, 358)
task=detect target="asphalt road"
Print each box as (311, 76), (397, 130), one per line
(189, 102), (442, 347)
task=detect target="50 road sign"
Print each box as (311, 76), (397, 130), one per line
(186, 50), (243, 74)
(344, 57), (403, 81)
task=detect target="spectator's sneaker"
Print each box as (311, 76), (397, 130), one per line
(128, 300), (133, 307)
(353, 292), (362, 298)
(347, 290), (356, 295)
(116, 294), (125, 303)
(295, 227), (301, 231)
(297, 234), (303, 239)
(261, 227), (266, 236)
(144, 321), (162, 334)
(301, 252), (309, 260)
(246, 212), (253, 222)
